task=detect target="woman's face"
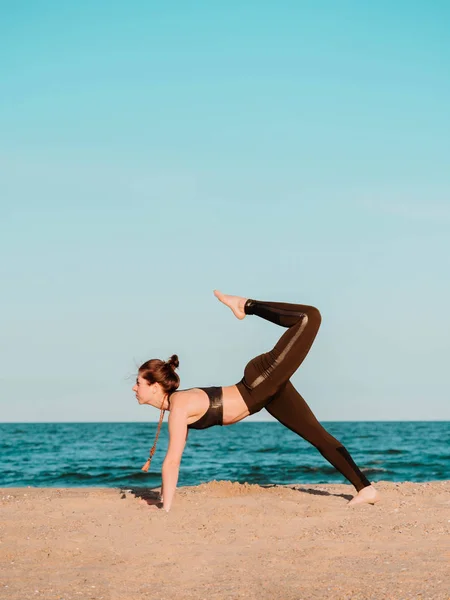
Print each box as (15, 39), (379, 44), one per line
(133, 374), (153, 405)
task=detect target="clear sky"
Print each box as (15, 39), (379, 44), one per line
(1, 1), (449, 422)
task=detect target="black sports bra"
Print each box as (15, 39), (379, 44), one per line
(180, 386), (224, 430)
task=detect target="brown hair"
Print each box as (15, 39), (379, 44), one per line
(140, 355), (180, 473)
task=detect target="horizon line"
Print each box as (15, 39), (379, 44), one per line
(1, 420), (449, 424)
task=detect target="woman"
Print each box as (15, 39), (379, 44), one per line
(134, 290), (381, 512)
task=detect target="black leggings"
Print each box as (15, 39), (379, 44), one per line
(235, 298), (371, 492)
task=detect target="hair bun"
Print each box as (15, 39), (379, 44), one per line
(167, 354), (179, 370)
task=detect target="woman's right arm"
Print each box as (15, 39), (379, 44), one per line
(161, 406), (188, 512)
(160, 428), (188, 503)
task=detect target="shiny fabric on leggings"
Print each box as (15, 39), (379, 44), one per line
(235, 298), (371, 492)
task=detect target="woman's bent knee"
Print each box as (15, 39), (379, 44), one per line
(306, 306), (321, 328)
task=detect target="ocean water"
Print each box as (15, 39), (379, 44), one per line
(0, 421), (448, 488)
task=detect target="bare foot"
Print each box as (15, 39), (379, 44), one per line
(213, 289), (248, 320)
(347, 484), (381, 507)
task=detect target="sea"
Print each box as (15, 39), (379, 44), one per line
(0, 421), (448, 488)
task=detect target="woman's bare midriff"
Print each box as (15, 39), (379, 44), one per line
(222, 384), (251, 425)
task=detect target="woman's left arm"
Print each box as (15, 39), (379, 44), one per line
(161, 406), (188, 512)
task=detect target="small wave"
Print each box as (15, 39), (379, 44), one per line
(246, 465), (265, 473)
(105, 473), (162, 485)
(388, 461), (439, 468)
(54, 472), (101, 481)
(365, 448), (404, 456)
(285, 465), (339, 475)
(40, 471), (116, 482)
(111, 465), (149, 471)
(362, 467), (388, 474)
(423, 454), (450, 461)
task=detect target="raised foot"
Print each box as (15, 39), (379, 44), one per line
(213, 289), (247, 320)
(347, 484), (381, 507)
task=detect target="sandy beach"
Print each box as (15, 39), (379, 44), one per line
(1, 480), (449, 600)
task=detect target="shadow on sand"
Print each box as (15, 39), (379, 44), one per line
(119, 486), (162, 505)
(120, 483), (353, 503)
(261, 483), (353, 501)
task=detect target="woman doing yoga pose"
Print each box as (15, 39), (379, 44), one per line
(134, 290), (381, 512)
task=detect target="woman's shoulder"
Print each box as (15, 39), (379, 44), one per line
(169, 388), (200, 406)
(169, 388), (205, 416)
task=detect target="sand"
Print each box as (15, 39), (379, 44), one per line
(1, 480), (449, 600)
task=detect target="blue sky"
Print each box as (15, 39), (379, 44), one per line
(1, 1), (449, 422)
